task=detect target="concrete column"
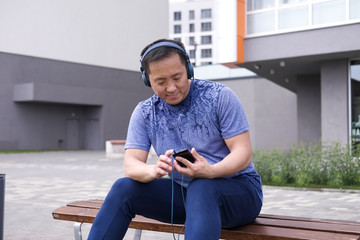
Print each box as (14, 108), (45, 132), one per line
(297, 75), (321, 144)
(321, 59), (349, 145)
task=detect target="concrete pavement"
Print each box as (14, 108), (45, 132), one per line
(1, 151), (359, 240)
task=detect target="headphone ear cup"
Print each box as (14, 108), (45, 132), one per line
(140, 66), (151, 87)
(186, 61), (194, 79)
(142, 72), (151, 87)
(183, 53), (194, 79)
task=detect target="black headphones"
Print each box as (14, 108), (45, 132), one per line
(140, 41), (194, 87)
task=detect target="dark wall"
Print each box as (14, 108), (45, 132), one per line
(0, 52), (153, 150)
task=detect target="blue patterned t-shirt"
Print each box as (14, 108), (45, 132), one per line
(125, 79), (259, 187)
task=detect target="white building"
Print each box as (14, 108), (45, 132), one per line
(169, 0), (238, 66)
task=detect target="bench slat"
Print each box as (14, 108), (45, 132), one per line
(253, 218), (360, 235)
(67, 200), (103, 209)
(52, 206), (97, 223)
(52, 206), (360, 240)
(52, 200), (360, 240)
(221, 225), (360, 240)
(63, 200), (360, 235)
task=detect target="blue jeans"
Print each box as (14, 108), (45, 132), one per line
(88, 174), (262, 240)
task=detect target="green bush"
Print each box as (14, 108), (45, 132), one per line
(252, 141), (360, 188)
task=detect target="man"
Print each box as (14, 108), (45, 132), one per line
(88, 39), (262, 240)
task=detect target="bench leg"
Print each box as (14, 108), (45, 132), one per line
(74, 222), (83, 240)
(133, 229), (142, 240)
(73, 222), (141, 240)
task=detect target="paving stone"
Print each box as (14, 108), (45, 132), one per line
(1, 151), (359, 240)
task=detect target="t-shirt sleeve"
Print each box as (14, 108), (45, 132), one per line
(124, 103), (151, 151)
(217, 86), (249, 139)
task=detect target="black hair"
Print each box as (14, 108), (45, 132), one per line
(140, 39), (187, 75)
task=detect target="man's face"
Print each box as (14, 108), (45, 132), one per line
(148, 53), (191, 105)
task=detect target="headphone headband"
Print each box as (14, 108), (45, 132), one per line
(141, 41), (188, 64)
(140, 41), (194, 87)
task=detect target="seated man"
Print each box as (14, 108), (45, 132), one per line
(88, 39), (263, 240)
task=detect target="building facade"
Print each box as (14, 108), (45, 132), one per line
(0, 0), (168, 150)
(170, 0), (360, 149)
(240, 0), (360, 146)
(169, 0), (238, 66)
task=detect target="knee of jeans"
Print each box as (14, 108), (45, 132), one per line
(108, 177), (138, 200)
(187, 179), (216, 199)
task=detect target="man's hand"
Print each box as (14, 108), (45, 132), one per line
(152, 149), (175, 179)
(173, 148), (215, 179)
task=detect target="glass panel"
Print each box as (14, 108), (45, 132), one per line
(280, 0), (308, 6)
(201, 22), (212, 31)
(174, 12), (181, 21)
(350, 60), (360, 146)
(189, 10), (195, 20)
(247, 11), (275, 34)
(313, 0), (346, 25)
(279, 5), (309, 29)
(174, 25), (181, 34)
(247, 0), (275, 11)
(201, 49), (212, 58)
(201, 35), (212, 44)
(350, 0), (360, 20)
(189, 23), (195, 32)
(201, 9), (212, 19)
(189, 36), (195, 45)
(189, 50), (195, 59)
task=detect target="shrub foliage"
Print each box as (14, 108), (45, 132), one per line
(252, 141), (360, 188)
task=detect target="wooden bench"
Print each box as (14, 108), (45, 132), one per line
(52, 199), (360, 240)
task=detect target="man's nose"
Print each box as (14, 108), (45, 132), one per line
(167, 81), (177, 92)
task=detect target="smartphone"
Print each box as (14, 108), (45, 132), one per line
(173, 149), (195, 168)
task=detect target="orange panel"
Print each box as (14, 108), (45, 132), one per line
(237, 0), (246, 63)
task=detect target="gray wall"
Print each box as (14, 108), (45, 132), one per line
(0, 51), (298, 151)
(220, 78), (297, 150)
(0, 52), (153, 150)
(241, 23), (360, 147)
(0, 0), (169, 71)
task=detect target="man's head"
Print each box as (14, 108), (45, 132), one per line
(140, 39), (194, 105)
(140, 39), (193, 87)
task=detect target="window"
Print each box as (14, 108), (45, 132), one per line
(201, 61), (212, 66)
(279, 5), (308, 29)
(174, 37), (181, 42)
(201, 22), (212, 31)
(280, 0), (308, 6)
(350, 0), (360, 20)
(201, 49), (212, 58)
(201, 9), (212, 19)
(350, 59), (360, 146)
(189, 50), (196, 59)
(201, 35), (212, 44)
(189, 37), (195, 45)
(189, 10), (195, 20)
(189, 23), (195, 32)
(174, 11), (181, 21)
(247, 11), (275, 34)
(312, 0), (346, 25)
(174, 25), (181, 34)
(246, 0), (357, 36)
(247, 0), (275, 11)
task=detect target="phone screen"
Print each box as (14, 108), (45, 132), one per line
(173, 149), (195, 168)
